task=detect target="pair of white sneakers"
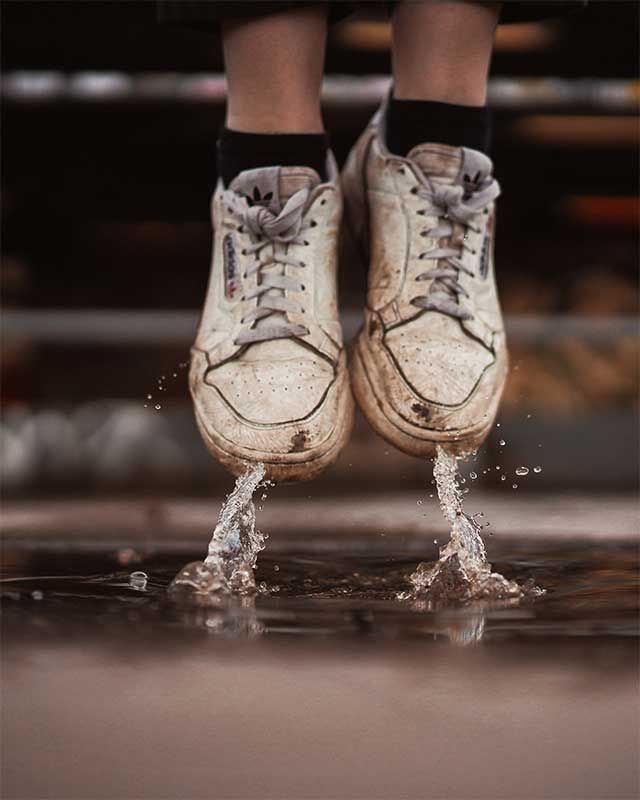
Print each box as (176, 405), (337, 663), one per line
(190, 105), (508, 481)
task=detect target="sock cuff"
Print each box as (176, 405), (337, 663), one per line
(386, 98), (492, 156)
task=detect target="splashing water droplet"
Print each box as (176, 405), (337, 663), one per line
(417, 500), (423, 506)
(512, 483), (518, 489)
(533, 466), (542, 473)
(499, 439), (506, 446)
(169, 464), (267, 597)
(500, 474), (506, 481)
(515, 466), (529, 477)
(469, 471), (477, 480)
(129, 571), (148, 591)
(146, 394), (152, 400)
(400, 447), (542, 608)
(154, 404), (161, 411)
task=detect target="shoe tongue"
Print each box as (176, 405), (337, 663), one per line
(406, 143), (494, 190)
(229, 165), (322, 362)
(406, 143), (462, 186)
(229, 165), (321, 213)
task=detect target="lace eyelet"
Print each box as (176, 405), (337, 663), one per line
(299, 261), (306, 267)
(241, 249), (247, 255)
(320, 199), (326, 206)
(303, 240), (310, 246)
(301, 284), (306, 291)
(410, 187), (418, 195)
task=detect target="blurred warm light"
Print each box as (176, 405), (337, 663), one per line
(512, 115), (639, 146)
(334, 20), (557, 51)
(561, 195), (639, 228)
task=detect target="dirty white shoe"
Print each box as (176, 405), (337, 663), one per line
(343, 108), (507, 457)
(190, 156), (353, 481)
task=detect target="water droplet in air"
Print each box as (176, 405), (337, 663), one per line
(469, 471), (477, 480)
(146, 394), (152, 400)
(500, 474), (506, 481)
(31, 590), (44, 601)
(417, 500), (423, 506)
(533, 466), (542, 473)
(261, 493), (267, 500)
(129, 571), (148, 591)
(512, 483), (518, 489)
(515, 466), (529, 477)
(274, 564), (280, 572)
(495, 466), (501, 471)
(526, 414), (532, 419)
(499, 439), (506, 446)
(496, 422), (501, 427)
(154, 404), (161, 410)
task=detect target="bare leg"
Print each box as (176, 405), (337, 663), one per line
(392, 0), (501, 105)
(222, 6), (327, 133)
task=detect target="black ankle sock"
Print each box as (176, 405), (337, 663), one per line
(217, 128), (328, 186)
(386, 98), (491, 157)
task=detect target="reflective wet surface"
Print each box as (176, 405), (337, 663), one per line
(2, 535), (638, 642)
(2, 532), (639, 799)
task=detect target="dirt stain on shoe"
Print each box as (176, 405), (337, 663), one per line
(411, 403), (432, 422)
(290, 430), (309, 452)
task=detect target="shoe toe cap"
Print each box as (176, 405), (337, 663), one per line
(387, 326), (495, 407)
(208, 358), (334, 425)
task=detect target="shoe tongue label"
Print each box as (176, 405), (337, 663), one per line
(230, 166), (321, 212)
(230, 166), (281, 214)
(459, 148), (493, 195)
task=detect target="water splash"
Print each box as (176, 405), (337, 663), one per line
(169, 463), (267, 597)
(403, 447), (542, 605)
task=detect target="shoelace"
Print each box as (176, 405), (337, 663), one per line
(411, 174), (500, 320)
(224, 187), (313, 346)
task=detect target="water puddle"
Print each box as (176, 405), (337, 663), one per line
(399, 447), (543, 606)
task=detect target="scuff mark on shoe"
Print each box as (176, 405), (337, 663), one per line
(290, 430), (308, 452)
(411, 403), (432, 422)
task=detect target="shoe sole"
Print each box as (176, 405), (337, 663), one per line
(351, 333), (500, 458)
(193, 381), (355, 484)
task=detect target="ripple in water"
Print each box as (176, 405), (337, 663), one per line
(400, 447), (543, 605)
(169, 463), (267, 597)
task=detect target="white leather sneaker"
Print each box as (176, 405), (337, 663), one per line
(190, 156), (353, 481)
(343, 108), (507, 457)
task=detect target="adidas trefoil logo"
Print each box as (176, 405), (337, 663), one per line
(244, 186), (274, 207)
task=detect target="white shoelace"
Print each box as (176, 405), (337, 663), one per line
(411, 174), (501, 320)
(224, 187), (314, 346)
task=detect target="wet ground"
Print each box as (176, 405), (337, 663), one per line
(2, 504), (639, 800)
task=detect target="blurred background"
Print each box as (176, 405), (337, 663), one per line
(1, 0), (638, 498)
